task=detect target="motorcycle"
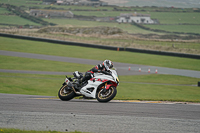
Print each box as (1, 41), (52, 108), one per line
(58, 68), (119, 102)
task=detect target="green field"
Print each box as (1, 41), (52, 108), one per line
(52, 10), (200, 34)
(0, 0), (43, 7)
(0, 1), (200, 35)
(149, 12), (200, 24)
(145, 24), (200, 34)
(72, 11), (200, 24)
(0, 14), (41, 26)
(0, 6), (42, 26)
(42, 18), (158, 34)
(0, 36), (200, 102)
(43, 18), (200, 34)
(0, 7), (11, 14)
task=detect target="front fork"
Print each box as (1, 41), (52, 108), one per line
(101, 83), (108, 93)
(101, 82), (115, 93)
(103, 81), (118, 90)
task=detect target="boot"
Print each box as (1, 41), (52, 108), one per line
(76, 75), (87, 86)
(79, 76), (87, 84)
(78, 78), (82, 84)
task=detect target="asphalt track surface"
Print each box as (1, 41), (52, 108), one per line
(1, 50), (200, 133)
(0, 93), (200, 133)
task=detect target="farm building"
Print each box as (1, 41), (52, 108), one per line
(116, 13), (155, 24)
(30, 9), (74, 18)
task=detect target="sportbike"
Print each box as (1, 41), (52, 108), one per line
(58, 68), (119, 102)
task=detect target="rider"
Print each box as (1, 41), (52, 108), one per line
(78, 59), (114, 84)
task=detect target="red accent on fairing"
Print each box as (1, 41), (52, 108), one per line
(89, 78), (117, 89)
(90, 78), (94, 81)
(105, 84), (112, 90)
(97, 78), (102, 82)
(90, 78), (108, 83)
(105, 82), (117, 89)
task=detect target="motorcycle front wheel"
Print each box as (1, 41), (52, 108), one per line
(96, 86), (117, 103)
(58, 85), (76, 101)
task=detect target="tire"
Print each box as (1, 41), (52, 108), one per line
(58, 85), (76, 101)
(96, 86), (117, 103)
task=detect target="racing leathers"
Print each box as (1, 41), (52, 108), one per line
(79, 63), (107, 84)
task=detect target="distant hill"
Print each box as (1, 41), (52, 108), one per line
(102, 0), (200, 8)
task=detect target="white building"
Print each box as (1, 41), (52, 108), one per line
(116, 13), (155, 24)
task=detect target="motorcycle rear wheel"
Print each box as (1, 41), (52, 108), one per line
(58, 85), (76, 101)
(96, 86), (117, 103)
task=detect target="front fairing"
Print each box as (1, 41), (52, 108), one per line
(80, 70), (119, 98)
(110, 70), (120, 85)
(94, 70), (119, 84)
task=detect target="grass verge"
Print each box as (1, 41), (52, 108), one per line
(0, 55), (93, 72)
(1, 36), (200, 102)
(0, 36), (200, 71)
(0, 128), (86, 133)
(116, 83), (200, 102)
(0, 72), (199, 102)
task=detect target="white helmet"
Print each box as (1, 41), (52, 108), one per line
(103, 60), (113, 70)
